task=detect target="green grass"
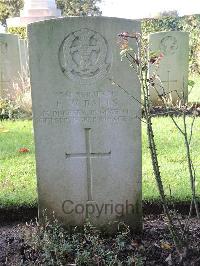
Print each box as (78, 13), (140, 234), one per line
(0, 121), (37, 207)
(142, 117), (200, 201)
(0, 118), (200, 208)
(189, 75), (200, 103)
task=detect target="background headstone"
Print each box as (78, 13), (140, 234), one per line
(149, 31), (189, 105)
(0, 34), (21, 98)
(19, 39), (29, 73)
(28, 17), (142, 230)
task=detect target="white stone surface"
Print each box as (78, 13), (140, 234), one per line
(19, 39), (29, 73)
(21, 0), (61, 17)
(24, 0), (57, 9)
(149, 31), (189, 105)
(28, 17), (142, 230)
(0, 34), (21, 98)
(0, 25), (5, 33)
(7, 0), (61, 27)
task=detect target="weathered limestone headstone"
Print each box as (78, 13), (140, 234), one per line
(149, 31), (189, 105)
(28, 17), (142, 230)
(0, 34), (21, 98)
(19, 39), (29, 73)
(7, 0), (61, 27)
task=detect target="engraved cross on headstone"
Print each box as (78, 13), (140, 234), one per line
(66, 128), (111, 201)
(161, 70), (178, 92)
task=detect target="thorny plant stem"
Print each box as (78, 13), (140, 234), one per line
(149, 59), (199, 221)
(169, 113), (199, 221)
(141, 66), (184, 253)
(149, 48), (199, 222)
(183, 113), (200, 219)
(129, 37), (185, 253)
(170, 113), (200, 241)
(119, 33), (200, 255)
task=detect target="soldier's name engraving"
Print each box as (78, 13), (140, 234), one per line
(35, 108), (132, 125)
(35, 90), (133, 125)
(35, 116), (132, 125)
(41, 109), (129, 117)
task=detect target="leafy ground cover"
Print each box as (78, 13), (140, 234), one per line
(0, 116), (199, 208)
(0, 216), (200, 265)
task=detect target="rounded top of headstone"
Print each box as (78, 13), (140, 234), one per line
(149, 31), (189, 37)
(0, 33), (19, 39)
(149, 31), (189, 56)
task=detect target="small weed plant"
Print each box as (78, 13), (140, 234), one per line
(21, 215), (144, 265)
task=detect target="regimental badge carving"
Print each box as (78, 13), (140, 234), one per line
(59, 28), (111, 84)
(160, 35), (178, 55)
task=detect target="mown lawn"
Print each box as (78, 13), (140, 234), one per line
(0, 117), (200, 207)
(0, 121), (37, 207)
(142, 117), (200, 201)
(189, 75), (200, 103)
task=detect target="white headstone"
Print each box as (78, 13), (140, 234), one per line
(149, 31), (189, 105)
(28, 17), (142, 231)
(24, 0), (58, 9)
(0, 34), (21, 98)
(7, 0), (61, 27)
(19, 39), (29, 73)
